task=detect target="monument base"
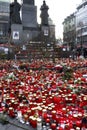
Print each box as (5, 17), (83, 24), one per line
(11, 24), (23, 44)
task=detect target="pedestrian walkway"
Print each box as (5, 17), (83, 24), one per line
(0, 115), (36, 130)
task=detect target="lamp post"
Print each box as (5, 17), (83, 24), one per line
(43, 26), (49, 58)
(79, 22), (84, 57)
(7, 33), (11, 60)
(80, 27), (83, 56)
(52, 38), (55, 63)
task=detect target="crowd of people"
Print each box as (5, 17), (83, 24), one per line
(0, 58), (87, 130)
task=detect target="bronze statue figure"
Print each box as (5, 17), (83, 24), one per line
(40, 0), (49, 26)
(10, 0), (21, 24)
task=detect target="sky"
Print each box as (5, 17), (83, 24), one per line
(35, 0), (82, 38)
(11, 0), (82, 38)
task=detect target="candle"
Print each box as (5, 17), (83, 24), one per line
(52, 110), (56, 120)
(37, 117), (42, 130)
(30, 117), (37, 128)
(8, 107), (15, 117)
(42, 109), (47, 120)
(46, 118), (50, 123)
(51, 123), (56, 130)
(23, 114), (29, 123)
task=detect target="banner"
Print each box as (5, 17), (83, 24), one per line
(13, 31), (19, 40)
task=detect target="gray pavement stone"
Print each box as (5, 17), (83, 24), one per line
(0, 117), (36, 130)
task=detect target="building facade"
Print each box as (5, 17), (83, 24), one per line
(76, 0), (87, 50)
(63, 13), (76, 51)
(63, 0), (87, 57)
(0, 0), (9, 43)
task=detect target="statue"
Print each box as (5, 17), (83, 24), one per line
(10, 0), (21, 24)
(23, 0), (34, 5)
(40, 0), (49, 26)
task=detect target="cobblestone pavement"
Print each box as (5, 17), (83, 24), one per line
(0, 117), (36, 130)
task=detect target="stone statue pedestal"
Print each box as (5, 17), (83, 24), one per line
(41, 25), (49, 36)
(11, 24), (23, 44)
(22, 4), (37, 28)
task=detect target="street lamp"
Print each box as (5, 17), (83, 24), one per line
(79, 22), (84, 56)
(80, 27), (83, 56)
(43, 26), (49, 58)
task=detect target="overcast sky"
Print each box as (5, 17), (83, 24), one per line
(16, 0), (83, 38)
(35, 0), (82, 38)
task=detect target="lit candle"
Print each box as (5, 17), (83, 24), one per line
(51, 123), (56, 130)
(37, 117), (42, 130)
(8, 107), (15, 117)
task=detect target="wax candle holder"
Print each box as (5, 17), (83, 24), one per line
(48, 107), (52, 115)
(37, 117), (42, 130)
(6, 97), (10, 104)
(31, 117), (37, 128)
(8, 107), (15, 117)
(23, 114), (29, 123)
(51, 123), (56, 130)
(14, 101), (18, 110)
(29, 102), (33, 109)
(27, 109), (31, 117)
(42, 109), (47, 120)
(51, 110), (56, 120)
(75, 127), (80, 130)
(38, 107), (42, 116)
(31, 108), (36, 115)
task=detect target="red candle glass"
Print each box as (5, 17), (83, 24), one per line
(42, 109), (47, 120)
(8, 107), (15, 117)
(52, 110), (56, 120)
(51, 123), (56, 130)
(46, 118), (50, 123)
(31, 117), (37, 128)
